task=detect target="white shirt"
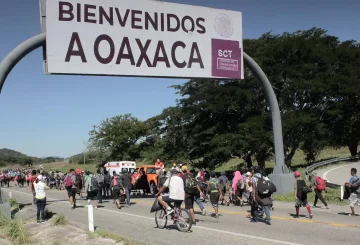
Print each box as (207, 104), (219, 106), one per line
(164, 175), (185, 201)
(34, 181), (47, 199)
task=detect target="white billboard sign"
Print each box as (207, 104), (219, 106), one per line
(45, 0), (243, 79)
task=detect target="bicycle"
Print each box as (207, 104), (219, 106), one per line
(155, 202), (192, 232)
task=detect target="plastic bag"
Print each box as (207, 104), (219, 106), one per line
(150, 198), (162, 213)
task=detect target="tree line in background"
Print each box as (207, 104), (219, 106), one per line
(86, 27), (360, 170)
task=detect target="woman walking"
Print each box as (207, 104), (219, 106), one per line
(34, 175), (49, 224)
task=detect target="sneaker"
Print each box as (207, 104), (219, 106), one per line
(325, 206), (330, 209)
(202, 209), (206, 216)
(166, 208), (174, 216)
(308, 214), (313, 219)
(294, 215), (300, 218)
(250, 218), (258, 223)
(40, 220), (46, 224)
(37, 220), (40, 224)
(266, 219), (271, 225)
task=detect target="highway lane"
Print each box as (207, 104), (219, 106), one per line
(315, 162), (360, 185)
(2, 186), (360, 245)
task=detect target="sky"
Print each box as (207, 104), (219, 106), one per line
(0, 0), (359, 158)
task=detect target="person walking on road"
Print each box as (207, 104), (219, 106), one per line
(34, 175), (49, 224)
(346, 168), (360, 216)
(65, 169), (77, 209)
(311, 176), (329, 209)
(219, 171), (230, 206)
(120, 168), (132, 206)
(112, 171), (125, 209)
(207, 171), (223, 219)
(294, 170), (313, 219)
(95, 169), (104, 204)
(85, 173), (99, 208)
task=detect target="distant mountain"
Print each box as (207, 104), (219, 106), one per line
(0, 148), (62, 167)
(0, 148), (27, 157)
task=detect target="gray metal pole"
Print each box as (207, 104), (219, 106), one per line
(0, 33), (46, 94)
(243, 52), (288, 174)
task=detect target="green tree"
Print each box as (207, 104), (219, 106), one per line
(323, 40), (360, 156)
(89, 114), (148, 161)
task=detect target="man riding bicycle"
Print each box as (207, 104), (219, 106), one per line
(156, 168), (185, 216)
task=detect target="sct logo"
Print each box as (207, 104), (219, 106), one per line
(218, 49), (233, 58)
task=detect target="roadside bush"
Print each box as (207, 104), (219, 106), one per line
(0, 212), (29, 244)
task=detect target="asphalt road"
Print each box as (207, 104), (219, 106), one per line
(2, 185), (360, 245)
(315, 162), (360, 185)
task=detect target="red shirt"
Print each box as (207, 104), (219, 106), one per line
(155, 162), (164, 169)
(30, 176), (37, 192)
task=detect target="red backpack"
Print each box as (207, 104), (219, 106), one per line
(316, 177), (326, 191)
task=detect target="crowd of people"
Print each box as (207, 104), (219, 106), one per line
(1, 163), (359, 227)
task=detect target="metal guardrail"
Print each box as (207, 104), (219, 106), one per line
(305, 155), (360, 188)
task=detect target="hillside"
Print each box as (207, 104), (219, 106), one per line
(0, 148), (27, 157)
(0, 148), (63, 167)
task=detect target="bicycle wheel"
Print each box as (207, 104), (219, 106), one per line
(176, 208), (192, 232)
(155, 208), (167, 229)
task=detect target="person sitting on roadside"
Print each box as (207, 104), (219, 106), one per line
(156, 168), (185, 216)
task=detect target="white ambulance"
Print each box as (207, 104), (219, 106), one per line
(104, 161), (136, 176)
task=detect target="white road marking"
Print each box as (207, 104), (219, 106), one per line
(4, 188), (304, 245)
(322, 162), (360, 183)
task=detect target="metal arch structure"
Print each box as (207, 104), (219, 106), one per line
(0, 33), (294, 194)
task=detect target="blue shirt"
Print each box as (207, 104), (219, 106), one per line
(349, 175), (359, 193)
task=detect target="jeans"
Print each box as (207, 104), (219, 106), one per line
(194, 196), (205, 210)
(263, 205), (271, 221)
(36, 198), (46, 221)
(125, 188), (131, 205)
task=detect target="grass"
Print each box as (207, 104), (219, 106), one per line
(8, 198), (19, 210)
(0, 212), (30, 244)
(90, 229), (144, 245)
(51, 215), (68, 226)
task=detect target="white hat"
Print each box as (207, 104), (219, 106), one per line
(37, 175), (43, 181)
(245, 172), (251, 176)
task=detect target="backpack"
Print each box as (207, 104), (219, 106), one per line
(237, 178), (245, 190)
(64, 175), (73, 189)
(210, 178), (218, 191)
(96, 174), (104, 185)
(185, 175), (198, 194)
(112, 176), (122, 188)
(88, 177), (98, 191)
(75, 174), (82, 186)
(257, 177), (277, 195)
(316, 177), (326, 191)
(105, 174), (111, 184)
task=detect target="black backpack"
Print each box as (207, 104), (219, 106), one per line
(104, 174), (111, 184)
(185, 175), (198, 194)
(75, 174), (82, 186)
(257, 177), (276, 195)
(89, 177), (99, 191)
